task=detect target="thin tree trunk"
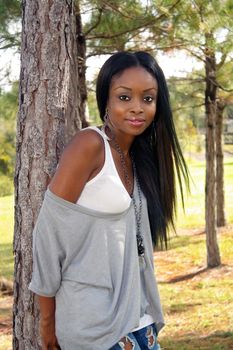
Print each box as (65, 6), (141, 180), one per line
(13, 1), (80, 348)
(216, 99), (226, 227)
(75, 1), (88, 127)
(204, 32), (221, 268)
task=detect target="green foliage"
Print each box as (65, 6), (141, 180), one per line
(82, 0), (233, 139)
(82, 0), (176, 55)
(0, 0), (21, 50)
(87, 90), (101, 125)
(0, 174), (13, 196)
(0, 82), (18, 179)
(225, 104), (233, 119)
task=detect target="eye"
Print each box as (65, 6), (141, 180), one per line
(144, 96), (154, 103)
(119, 95), (130, 101)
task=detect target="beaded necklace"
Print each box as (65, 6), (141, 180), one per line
(109, 134), (145, 257)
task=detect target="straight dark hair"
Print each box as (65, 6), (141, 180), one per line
(96, 51), (189, 248)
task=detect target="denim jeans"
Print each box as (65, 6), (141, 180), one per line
(110, 323), (161, 350)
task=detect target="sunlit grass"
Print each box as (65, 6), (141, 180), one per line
(0, 334), (12, 350)
(0, 195), (14, 280)
(176, 158), (233, 229)
(156, 228), (233, 349)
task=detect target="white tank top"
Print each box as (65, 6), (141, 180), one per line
(77, 126), (154, 332)
(77, 126), (132, 213)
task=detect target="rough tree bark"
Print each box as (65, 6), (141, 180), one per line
(204, 32), (221, 268)
(13, 1), (81, 348)
(216, 99), (226, 227)
(75, 1), (88, 127)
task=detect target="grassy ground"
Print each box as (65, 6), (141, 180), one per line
(157, 227), (233, 350)
(176, 158), (233, 228)
(0, 195), (14, 350)
(0, 157), (233, 349)
(0, 296), (12, 350)
(0, 195), (14, 281)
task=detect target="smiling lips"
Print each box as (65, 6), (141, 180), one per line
(126, 118), (145, 127)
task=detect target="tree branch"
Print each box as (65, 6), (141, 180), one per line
(86, 0), (182, 41)
(84, 7), (104, 36)
(173, 102), (205, 112)
(218, 83), (233, 93)
(183, 46), (205, 63)
(86, 17), (154, 40)
(99, 1), (138, 19)
(169, 77), (205, 83)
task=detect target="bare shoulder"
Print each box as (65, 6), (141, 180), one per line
(49, 128), (105, 202)
(63, 127), (103, 158)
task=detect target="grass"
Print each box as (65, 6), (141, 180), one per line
(0, 157), (233, 349)
(156, 227), (233, 349)
(176, 158), (233, 228)
(0, 195), (14, 280)
(0, 196), (14, 350)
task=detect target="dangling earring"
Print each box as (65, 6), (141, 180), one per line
(102, 108), (115, 140)
(102, 109), (109, 134)
(104, 109), (109, 124)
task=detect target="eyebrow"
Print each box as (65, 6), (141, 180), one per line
(113, 85), (157, 92)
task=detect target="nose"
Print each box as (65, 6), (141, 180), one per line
(130, 99), (143, 114)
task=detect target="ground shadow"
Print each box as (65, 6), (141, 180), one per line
(160, 331), (233, 350)
(167, 301), (202, 314)
(155, 233), (205, 252)
(167, 267), (208, 283)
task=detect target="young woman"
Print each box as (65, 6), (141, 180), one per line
(29, 51), (188, 350)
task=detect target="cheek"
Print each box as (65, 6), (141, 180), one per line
(108, 101), (125, 115)
(147, 103), (156, 117)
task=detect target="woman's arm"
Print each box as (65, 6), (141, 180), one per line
(35, 129), (104, 348)
(37, 296), (60, 350)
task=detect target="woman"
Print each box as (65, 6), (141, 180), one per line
(29, 51), (188, 350)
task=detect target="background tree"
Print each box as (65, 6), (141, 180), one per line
(13, 0), (81, 348)
(76, 0), (182, 122)
(204, 29), (221, 267)
(84, 0), (232, 267)
(215, 58), (233, 227)
(145, 0), (233, 267)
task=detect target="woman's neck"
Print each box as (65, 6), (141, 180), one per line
(104, 126), (135, 157)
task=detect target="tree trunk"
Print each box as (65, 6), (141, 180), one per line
(204, 32), (221, 268)
(75, 1), (88, 127)
(216, 99), (226, 227)
(13, 1), (81, 348)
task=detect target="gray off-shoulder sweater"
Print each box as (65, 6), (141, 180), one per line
(29, 188), (164, 350)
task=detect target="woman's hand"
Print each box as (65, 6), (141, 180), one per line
(37, 295), (61, 349)
(40, 317), (61, 350)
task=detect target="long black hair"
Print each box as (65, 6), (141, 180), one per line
(96, 51), (189, 248)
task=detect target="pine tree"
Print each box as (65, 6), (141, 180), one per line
(13, 1), (81, 347)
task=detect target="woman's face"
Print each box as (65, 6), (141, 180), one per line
(107, 66), (158, 138)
